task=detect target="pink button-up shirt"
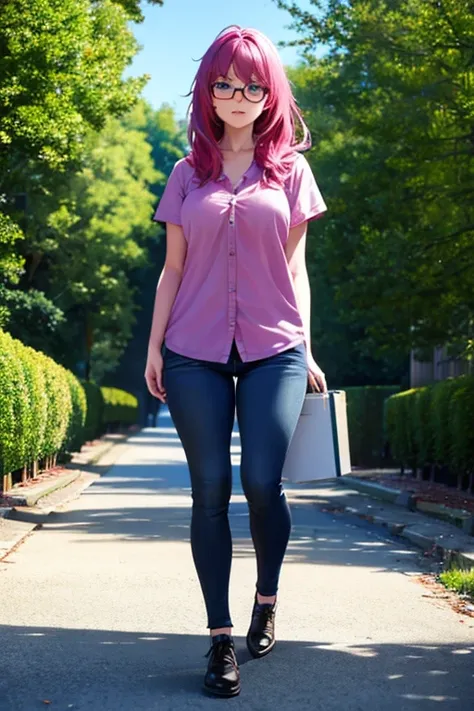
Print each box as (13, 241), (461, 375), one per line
(153, 152), (327, 363)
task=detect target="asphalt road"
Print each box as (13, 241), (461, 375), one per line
(1, 408), (473, 710)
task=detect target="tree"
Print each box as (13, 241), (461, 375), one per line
(13, 114), (160, 379)
(278, 0), (474, 380)
(0, 0), (160, 293)
(0, 0), (171, 383)
(102, 103), (187, 407)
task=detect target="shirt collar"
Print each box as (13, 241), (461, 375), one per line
(218, 159), (259, 184)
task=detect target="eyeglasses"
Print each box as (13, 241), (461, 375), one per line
(211, 81), (268, 104)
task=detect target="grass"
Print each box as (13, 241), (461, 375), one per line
(439, 567), (474, 598)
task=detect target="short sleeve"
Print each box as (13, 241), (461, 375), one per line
(152, 159), (186, 225)
(286, 154), (327, 228)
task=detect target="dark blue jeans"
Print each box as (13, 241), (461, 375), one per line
(162, 339), (307, 629)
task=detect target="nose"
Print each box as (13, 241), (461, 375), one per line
(234, 90), (244, 103)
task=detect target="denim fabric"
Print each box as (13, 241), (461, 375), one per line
(162, 340), (308, 629)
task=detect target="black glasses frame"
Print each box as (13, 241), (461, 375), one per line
(210, 82), (269, 104)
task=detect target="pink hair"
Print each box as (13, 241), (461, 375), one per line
(185, 25), (311, 187)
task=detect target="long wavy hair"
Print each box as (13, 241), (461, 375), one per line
(185, 25), (311, 187)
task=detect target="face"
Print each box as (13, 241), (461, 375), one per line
(211, 63), (267, 129)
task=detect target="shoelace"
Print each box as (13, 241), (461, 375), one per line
(205, 639), (236, 663)
(252, 604), (276, 636)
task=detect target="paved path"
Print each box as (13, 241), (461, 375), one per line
(1, 408), (473, 710)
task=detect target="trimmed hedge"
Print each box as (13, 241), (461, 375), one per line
(101, 387), (138, 427)
(81, 381), (104, 443)
(65, 370), (88, 455)
(343, 386), (400, 467)
(384, 375), (474, 487)
(80, 385), (139, 440)
(0, 329), (138, 487)
(384, 389), (419, 471)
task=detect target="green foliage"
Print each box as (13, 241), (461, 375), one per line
(11, 339), (49, 466)
(0, 0), (149, 174)
(34, 350), (73, 457)
(101, 386), (138, 426)
(440, 566), (474, 598)
(0, 0), (185, 390)
(279, 0), (474, 371)
(0, 330), (30, 474)
(0, 1), (165, 385)
(40, 116), (161, 378)
(343, 386), (399, 466)
(0, 328), (137, 481)
(0, 213), (24, 286)
(0, 285), (66, 357)
(81, 381), (105, 442)
(3, 109), (163, 379)
(385, 375), (474, 481)
(413, 386), (434, 467)
(431, 378), (465, 465)
(384, 389), (419, 469)
(64, 370), (88, 454)
(449, 376), (474, 476)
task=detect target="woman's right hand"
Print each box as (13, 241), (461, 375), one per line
(144, 346), (167, 403)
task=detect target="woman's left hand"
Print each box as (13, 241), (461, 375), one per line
(306, 352), (328, 394)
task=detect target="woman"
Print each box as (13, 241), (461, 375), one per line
(144, 25), (327, 698)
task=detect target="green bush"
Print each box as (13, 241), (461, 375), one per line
(81, 383), (138, 441)
(384, 389), (419, 469)
(12, 341), (49, 467)
(440, 566), (474, 598)
(344, 386), (400, 467)
(81, 381), (104, 442)
(449, 376), (474, 479)
(0, 330), (30, 475)
(431, 378), (465, 466)
(64, 370), (88, 455)
(1, 329), (84, 479)
(1, 327), (139, 485)
(385, 374), (474, 488)
(413, 386), (434, 468)
(35, 350), (73, 458)
(101, 386), (138, 427)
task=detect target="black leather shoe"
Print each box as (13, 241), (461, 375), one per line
(203, 634), (240, 697)
(246, 593), (277, 658)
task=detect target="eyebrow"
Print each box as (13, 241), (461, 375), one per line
(223, 75), (258, 83)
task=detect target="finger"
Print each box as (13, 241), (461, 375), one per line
(318, 376), (328, 394)
(155, 370), (165, 394)
(145, 375), (166, 402)
(308, 373), (320, 393)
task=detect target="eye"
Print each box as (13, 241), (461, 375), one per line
(248, 83), (263, 94)
(214, 81), (231, 90)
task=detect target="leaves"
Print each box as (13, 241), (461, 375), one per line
(0, 2), (188, 385)
(279, 0), (474, 381)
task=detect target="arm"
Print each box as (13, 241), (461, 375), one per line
(145, 222), (187, 402)
(147, 222), (187, 353)
(285, 221), (327, 393)
(285, 221), (312, 354)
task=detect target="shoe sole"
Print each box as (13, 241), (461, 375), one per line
(246, 634), (276, 658)
(203, 683), (241, 697)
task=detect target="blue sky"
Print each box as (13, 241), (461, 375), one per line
(124, 0), (324, 119)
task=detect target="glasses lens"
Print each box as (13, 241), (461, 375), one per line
(212, 82), (233, 99)
(212, 82), (266, 102)
(243, 84), (265, 102)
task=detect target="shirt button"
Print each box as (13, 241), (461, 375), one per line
(229, 250), (235, 256)
(229, 287), (235, 292)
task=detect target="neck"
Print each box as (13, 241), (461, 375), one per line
(219, 123), (255, 153)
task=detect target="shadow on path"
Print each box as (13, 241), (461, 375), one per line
(1, 624), (473, 710)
